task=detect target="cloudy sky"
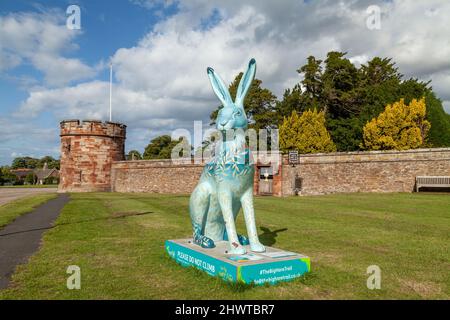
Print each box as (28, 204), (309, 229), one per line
(0, 0), (449, 165)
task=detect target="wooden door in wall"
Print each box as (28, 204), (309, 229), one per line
(258, 166), (273, 195)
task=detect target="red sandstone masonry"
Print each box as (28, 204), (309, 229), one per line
(58, 120), (126, 192)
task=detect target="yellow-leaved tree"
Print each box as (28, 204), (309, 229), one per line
(361, 97), (431, 150)
(279, 110), (336, 153)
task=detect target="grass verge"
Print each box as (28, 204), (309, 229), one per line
(0, 192), (448, 299)
(0, 194), (58, 228)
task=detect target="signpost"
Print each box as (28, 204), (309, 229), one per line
(288, 151), (298, 166)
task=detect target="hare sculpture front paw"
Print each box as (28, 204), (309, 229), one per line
(250, 241), (266, 253)
(227, 242), (247, 255)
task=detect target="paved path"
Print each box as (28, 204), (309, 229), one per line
(0, 188), (57, 206)
(0, 193), (69, 289)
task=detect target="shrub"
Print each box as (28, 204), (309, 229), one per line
(361, 98), (430, 150)
(280, 110), (336, 153)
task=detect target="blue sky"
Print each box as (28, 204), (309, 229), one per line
(1, 0), (449, 165)
(0, 0), (179, 164)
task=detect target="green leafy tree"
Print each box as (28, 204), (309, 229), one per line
(291, 53), (450, 151)
(275, 85), (305, 124)
(280, 110), (336, 153)
(38, 156), (60, 169)
(143, 135), (191, 160)
(11, 157), (26, 169)
(25, 172), (36, 185)
(322, 51), (361, 118)
(298, 55), (323, 110)
(11, 157), (39, 169)
(424, 91), (450, 147)
(360, 57), (402, 86)
(1, 166), (17, 185)
(127, 150), (142, 160)
(44, 176), (58, 185)
(210, 72), (277, 131)
(359, 57), (403, 120)
(327, 117), (364, 152)
(143, 135), (175, 159)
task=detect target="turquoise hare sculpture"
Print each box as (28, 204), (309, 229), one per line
(189, 58), (265, 255)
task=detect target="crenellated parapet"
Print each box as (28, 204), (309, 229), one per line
(60, 119), (126, 139)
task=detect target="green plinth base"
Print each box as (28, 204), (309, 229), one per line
(165, 239), (310, 285)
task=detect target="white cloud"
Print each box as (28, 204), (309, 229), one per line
(3, 0), (450, 164)
(0, 10), (95, 86)
(0, 116), (59, 165)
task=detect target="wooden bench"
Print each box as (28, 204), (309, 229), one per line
(415, 176), (450, 192)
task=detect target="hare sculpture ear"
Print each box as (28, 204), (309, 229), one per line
(235, 58), (256, 107)
(207, 67), (233, 108)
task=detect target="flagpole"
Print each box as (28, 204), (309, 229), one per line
(109, 62), (112, 122)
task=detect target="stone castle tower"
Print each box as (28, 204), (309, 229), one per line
(58, 120), (126, 192)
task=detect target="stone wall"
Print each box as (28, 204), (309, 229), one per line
(111, 160), (204, 194)
(281, 148), (450, 196)
(59, 120), (126, 192)
(56, 120), (450, 196)
(107, 148), (450, 196)
(111, 157), (281, 195)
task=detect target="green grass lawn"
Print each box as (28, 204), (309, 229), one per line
(0, 194), (57, 228)
(0, 192), (449, 299)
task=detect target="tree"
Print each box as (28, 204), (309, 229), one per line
(275, 84), (305, 124)
(293, 53), (450, 151)
(322, 51), (361, 118)
(127, 150), (142, 160)
(327, 117), (364, 152)
(280, 110), (336, 153)
(210, 72), (277, 131)
(360, 57), (402, 86)
(359, 57), (403, 120)
(298, 55), (323, 110)
(38, 156), (60, 169)
(396, 79), (450, 147)
(44, 176), (58, 185)
(11, 157), (26, 169)
(424, 90), (450, 147)
(0, 166), (17, 185)
(25, 172), (36, 185)
(361, 98), (430, 150)
(11, 157), (39, 169)
(143, 135), (191, 160)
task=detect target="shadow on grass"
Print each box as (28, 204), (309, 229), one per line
(259, 226), (288, 246)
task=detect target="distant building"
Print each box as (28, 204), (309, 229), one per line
(34, 163), (59, 185)
(10, 163), (59, 185)
(10, 168), (34, 182)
